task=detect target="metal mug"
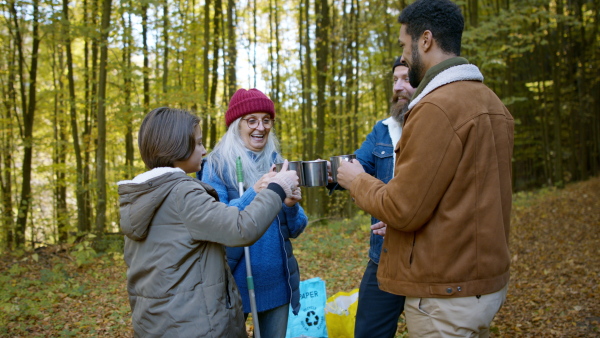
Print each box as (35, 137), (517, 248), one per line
(302, 160), (328, 187)
(275, 161), (305, 186)
(330, 154), (356, 182)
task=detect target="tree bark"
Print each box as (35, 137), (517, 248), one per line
(95, 0), (112, 234)
(13, 0), (41, 246)
(302, 0), (313, 159)
(202, 0), (211, 147)
(162, 0), (170, 96)
(552, 0), (564, 188)
(0, 39), (16, 249)
(142, 0), (150, 110)
(209, 0), (222, 150)
(50, 45), (68, 243)
(315, 0), (329, 159)
(63, 0), (88, 233)
(226, 0), (237, 98)
(122, 2), (134, 177)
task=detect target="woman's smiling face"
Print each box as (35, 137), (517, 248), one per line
(239, 112), (272, 152)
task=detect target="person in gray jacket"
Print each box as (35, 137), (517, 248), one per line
(118, 107), (299, 337)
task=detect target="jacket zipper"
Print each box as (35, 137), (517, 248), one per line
(278, 215), (293, 306)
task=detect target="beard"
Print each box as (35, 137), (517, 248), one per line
(408, 44), (424, 88)
(390, 92), (410, 125)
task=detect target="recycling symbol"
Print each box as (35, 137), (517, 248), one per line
(305, 310), (319, 326)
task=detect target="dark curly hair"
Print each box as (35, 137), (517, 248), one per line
(138, 107), (200, 169)
(398, 0), (464, 56)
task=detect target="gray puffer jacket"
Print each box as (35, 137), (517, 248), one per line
(118, 167), (286, 337)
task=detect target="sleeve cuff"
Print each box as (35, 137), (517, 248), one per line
(267, 183), (286, 201)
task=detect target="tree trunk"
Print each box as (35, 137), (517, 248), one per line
(95, 0), (112, 234)
(226, 0), (237, 99)
(122, 3), (134, 177)
(14, 0), (41, 246)
(352, 0), (359, 150)
(162, 0), (170, 96)
(552, 0), (564, 188)
(51, 46), (69, 243)
(298, 1), (307, 159)
(0, 40), (16, 249)
(209, 0), (222, 150)
(142, 1), (150, 111)
(315, 0), (329, 159)
(468, 0), (479, 28)
(302, 0), (313, 159)
(202, 0), (211, 147)
(83, 0), (99, 231)
(252, 0), (257, 87)
(63, 0), (88, 234)
(274, 0), (281, 104)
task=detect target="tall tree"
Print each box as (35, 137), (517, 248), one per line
(141, 0), (151, 110)
(50, 41), (69, 242)
(62, 0), (88, 233)
(83, 0), (98, 230)
(301, 0), (313, 159)
(95, 0), (112, 234)
(251, 0), (257, 87)
(314, 0), (329, 158)
(0, 39), (16, 248)
(12, 0), (41, 246)
(552, 0), (564, 188)
(209, 0), (222, 149)
(162, 0), (170, 95)
(226, 0), (237, 98)
(121, 0), (134, 177)
(202, 0), (211, 147)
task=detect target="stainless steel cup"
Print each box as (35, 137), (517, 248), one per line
(302, 160), (328, 187)
(275, 161), (305, 186)
(330, 154), (357, 182)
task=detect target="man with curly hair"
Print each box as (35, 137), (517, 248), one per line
(337, 0), (514, 336)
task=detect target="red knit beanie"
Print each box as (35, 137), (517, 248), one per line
(225, 88), (276, 127)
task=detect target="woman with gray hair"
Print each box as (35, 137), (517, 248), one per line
(199, 88), (307, 337)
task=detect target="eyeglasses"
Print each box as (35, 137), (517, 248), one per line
(241, 118), (275, 129)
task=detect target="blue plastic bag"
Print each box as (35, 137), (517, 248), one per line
(285, 277), (328, 338)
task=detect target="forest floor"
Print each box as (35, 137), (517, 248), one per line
(0, 177), (598, 337)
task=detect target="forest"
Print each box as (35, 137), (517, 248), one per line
(0, 0), (599, 248)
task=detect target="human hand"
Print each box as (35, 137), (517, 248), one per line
(326, 160), (334, 183)
(371, 221), (387, 236)
(284, 187), (302, 207)
(254, 171), (277, 193)
(336, 159), (365, 189)
(270, 160), (299, 198)
(316, 159), (334, 183)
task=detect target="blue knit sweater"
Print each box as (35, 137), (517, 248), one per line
(198, 158), (308, 315)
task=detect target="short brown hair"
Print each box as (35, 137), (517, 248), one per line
(138, 107), (200, 169)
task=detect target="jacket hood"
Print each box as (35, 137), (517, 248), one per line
(118, 167), (188, 241)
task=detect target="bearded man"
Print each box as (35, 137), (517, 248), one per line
(352, 58), (416, 338)
(337, 0), (514, 336)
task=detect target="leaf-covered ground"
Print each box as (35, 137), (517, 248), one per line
(0, 177), (598, 337)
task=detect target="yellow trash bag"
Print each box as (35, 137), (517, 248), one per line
(325, 289), (359, 338)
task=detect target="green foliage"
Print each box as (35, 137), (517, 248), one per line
(0, 248), (131, 336)
(1, 0), (598, 250)
(92, 234), (125, 255)
(69, 234), (98, 267)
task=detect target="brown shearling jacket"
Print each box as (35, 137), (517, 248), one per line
(350, 65), (514, 298)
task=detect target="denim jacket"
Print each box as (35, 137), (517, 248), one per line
(354, 118), (400, 264)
